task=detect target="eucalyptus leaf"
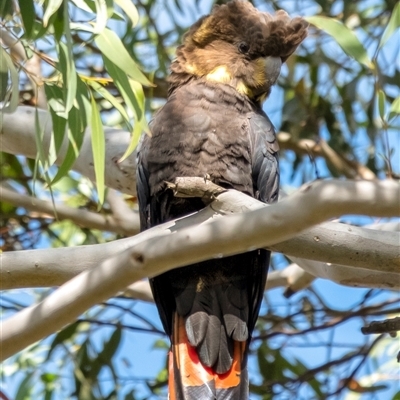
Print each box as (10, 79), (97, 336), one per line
(34, 106), (49, 172)
(51, 106), (84, 184)
(379, 3), (400, 49)
(0, 47), (19, 113)
(19, 0), (35, 38)
(58, 41), (78, 115)
(93, 0), (108, 34)
(378, 89), (386, 121)
(88, 80), (131, 127)
(61, 3), (77, 114)
(306, 16), (374, 70)
(98, 328), (122, 365)
(388, 96), (400, 121)
(95, 28), (152, 85)
(118, 115), (143, 162)
(114, 0), (139, 26)
(43, 0), (63, 27)
(70, 0), (93, 13)
(90, 93), (106, 206)
(103, 56), (143, 121)
(0, 0), (14, 18)
(15, 371), (33, 400)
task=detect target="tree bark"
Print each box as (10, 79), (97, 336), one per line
(1, 178), (399, 360)
(1, 180), (399, 291)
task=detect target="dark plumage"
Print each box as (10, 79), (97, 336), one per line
(136, 1), (308, 398)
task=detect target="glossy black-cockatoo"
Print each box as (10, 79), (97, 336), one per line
(136, 1), (308, 398)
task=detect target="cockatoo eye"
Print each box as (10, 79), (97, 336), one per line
(238, 42), (250, 54)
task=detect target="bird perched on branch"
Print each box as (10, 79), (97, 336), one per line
(136, 1), (308, 398)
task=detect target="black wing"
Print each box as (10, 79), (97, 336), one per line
(249, 111), (280, 204)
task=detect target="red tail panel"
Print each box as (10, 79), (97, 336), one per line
(169, 313), (248, 399)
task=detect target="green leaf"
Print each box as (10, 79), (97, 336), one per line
(48, 109), (67, 166)
(88, 80), (131, 127)
(15, 371), (33, 400)
(47, 322), (80, 359)
(0, 46), (19, 113)
(379, 3), (400, 49)
(118, 79), (149, 161)
(95, 28), (152, 85)
(103, 56), (143, 120)
(257, 343), (277, 381)
(1, 153), (26, 181)
(74, 339), (95, 397)
(129, 79), (146, 122)
(90, 93), (106, 206)
(45, 83), (66, 117)
(50, 78), (90, 184)
(45, 83), (67, 162)
(44, 390), (53, 400)
(114, 0), (139, 26)
(70, 0), (93, 13)
(69, 22), (96, 33)
(306, 16), (374, 70)
(124, 391), (136, 400)
(98, 328), (122, 365)
(41, 373), (58, 383)
(0, 72), (8, 103)
(388, 96), (400, 121)
(152, 339), (169, 350)
(308, 377), (324, 397)
(34, 107), (50, 173)
(60, 2), (77, 114)
(51, 106), (84, 184)
(53, 3), (65, 41)
(93, 0), (108, 34)
(51, 77), (89, 184)
(378, 89), (386, 121)
(70, 0), (120, 25)
(118, 116), (143, 162)
(0, 0), (14, 18)
(75, 77), (92, 127)
(58, 42), (77, 115)
(43, 0), (63, 27)
(19, 0), (35, 38)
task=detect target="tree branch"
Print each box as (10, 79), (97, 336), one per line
(1, 179), (399, 360)
(361, 317), (400, 335)
(1, 180), (399, 292)
(277, 132), (376, 180)
(0, 184), (140, 235)
(269, 221), (399, 285)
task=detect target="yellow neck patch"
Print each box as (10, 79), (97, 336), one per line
(184, 64), (256, 99)
(236, 81), (253, 97)
(205, 65), (254, 98)
(205, 65), (232, 84)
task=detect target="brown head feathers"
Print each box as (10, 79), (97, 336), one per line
(169, 0), (309, 102)
(190, 1), (307, 60)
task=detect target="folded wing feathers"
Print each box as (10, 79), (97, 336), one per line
(224, 314), (248, 342)
(186, 310), (249, 374)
